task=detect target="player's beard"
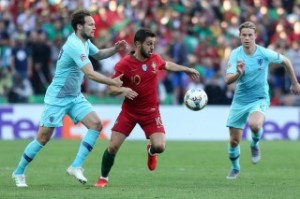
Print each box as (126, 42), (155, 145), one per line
(140, 47), (151, 59)
(81, 31), (93, 40)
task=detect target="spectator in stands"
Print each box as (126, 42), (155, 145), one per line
(167, 30), (189, 104)
(30, 31), (52, 94)
(1, 0), (300, 106)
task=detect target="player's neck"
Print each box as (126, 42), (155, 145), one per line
(133, 51), (147, 62)
(243, 45), (256, 55)
(75, 32), (88, 43)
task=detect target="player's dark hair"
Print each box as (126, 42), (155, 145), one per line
(134, 28), (156, 45)
(71, 9), (92, 31)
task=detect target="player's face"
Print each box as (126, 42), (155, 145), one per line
(80, 16), (96, 40)
(140, 37), (156, 58)
(239, 28), (256, 49)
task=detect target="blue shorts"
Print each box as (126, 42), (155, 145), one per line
(40, 95), (94, 127)
(226, 99), (269, 129)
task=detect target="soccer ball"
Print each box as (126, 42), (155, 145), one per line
(184, 88), (208, 111)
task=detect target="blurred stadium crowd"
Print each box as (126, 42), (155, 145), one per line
(1, 0), (300, 106)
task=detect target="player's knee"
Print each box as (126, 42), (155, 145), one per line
(152, 143), (166, 154)
(108, 144), (120, 154)
(91, 120), (103, 132)
(37, 136), (50, 145)
(229, 139), (239, 148)
(249, 122), (261, 133)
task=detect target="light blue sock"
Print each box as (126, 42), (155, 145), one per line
(14, 139), (43, 174)
(71, 129), (99, 167)
(228, 144), (240, 171)
(251, 129), (263, 147)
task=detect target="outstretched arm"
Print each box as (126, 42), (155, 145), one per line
(81, 63), (123, 87)
(282, 56), (300, 95)
(108, 85), (138, 100)
(92, 40), (129, 60)
(165, 61), (200, 80)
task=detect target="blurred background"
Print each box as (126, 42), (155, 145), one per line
(1, 0), (300, 106)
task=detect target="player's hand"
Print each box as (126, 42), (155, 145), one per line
(122, 87), (138, 100)
(115, 40), (129, 52)
(290, 82), (300, 95)
(237, 60), (245, 75)
(112, 74), (123, 87)
(186, 68), (200, 80)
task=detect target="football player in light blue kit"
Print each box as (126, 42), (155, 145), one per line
(12, 9), (128, 187)
(225, 21), (300, 179)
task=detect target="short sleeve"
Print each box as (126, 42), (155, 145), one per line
(156, 55), (167, 70)
(263, 48), (283, 64)
(112, 62), (124, 78)
(64, 42), (91, 69)
(88, 40), (99, 56)
(226, 50), (238, 74)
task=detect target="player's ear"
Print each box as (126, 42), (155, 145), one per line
(134, 41), (141, 48)
(77, 24), (83, 30)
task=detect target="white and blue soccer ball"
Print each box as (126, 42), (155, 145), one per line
(184, 88), (208, 111)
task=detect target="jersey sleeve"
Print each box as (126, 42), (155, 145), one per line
(112, 61), (124, 78)
(64, 41), (91, 69)
(263, 47), (283, 64)
(88, 40), (100, 56)
(226, 49), (238, 74)
(155, 54), (167, 70)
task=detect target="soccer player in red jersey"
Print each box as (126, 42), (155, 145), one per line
(95, 28), (199, 187)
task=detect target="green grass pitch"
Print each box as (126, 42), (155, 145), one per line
(0, 140), (299, 199)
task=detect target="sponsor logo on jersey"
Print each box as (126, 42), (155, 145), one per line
(151, 62), (156, 70)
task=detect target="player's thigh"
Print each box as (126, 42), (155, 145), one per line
(40, 104), (68, 127)
(81, 111), (102, 130)
(112, 110), (137, 137)
(226, 103), (249, 129)
(68, 96), (95, 125)
(248, 100), (269, 129)
(139, 113), (165, 139)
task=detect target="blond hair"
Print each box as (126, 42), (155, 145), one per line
(239, 21), (257, 33)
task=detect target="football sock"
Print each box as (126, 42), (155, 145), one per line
(149, 146), (157, 155)
(14, 139), (43, 174)
(71, 129), (99, 167)
(251, 129), (263, 147)
(101, 148), (115, 178)
(228, 144), (240, 171)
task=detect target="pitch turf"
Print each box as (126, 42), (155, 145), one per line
(0, 140), (299, 199)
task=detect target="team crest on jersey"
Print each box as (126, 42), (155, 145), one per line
(80, 54), (87, 61)
(257, 58), (263, 66)
(142, 64), (147, 71)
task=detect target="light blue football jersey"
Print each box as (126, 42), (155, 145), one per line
(44, 33), (99, 106)
(226, 45), (283, 105)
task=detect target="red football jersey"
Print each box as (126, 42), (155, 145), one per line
(112, 52), (166, 114)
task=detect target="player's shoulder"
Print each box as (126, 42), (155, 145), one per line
(150, 53), (161, 59)
(255, 45), (276, 56)
(115, 54), (132, 67)
(64, 33), (82, 49)
(232, 46), (243, 53)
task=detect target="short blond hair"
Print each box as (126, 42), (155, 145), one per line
(239, 21), (257, 33)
